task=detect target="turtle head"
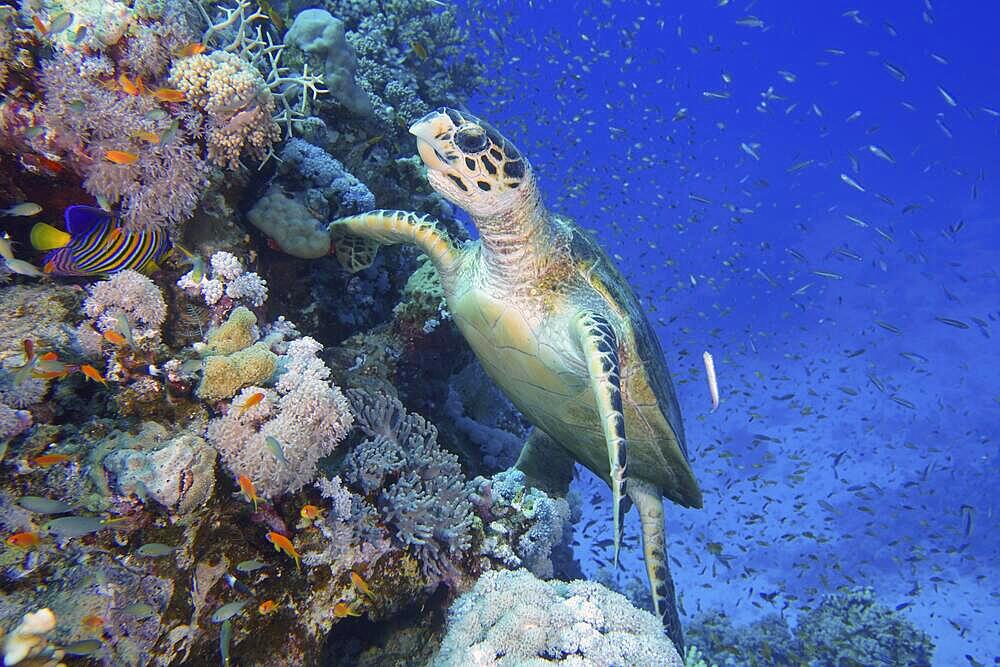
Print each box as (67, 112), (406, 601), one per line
(410, 108), (533, 219)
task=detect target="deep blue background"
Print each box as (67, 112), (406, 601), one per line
(459, 1), (999, 663)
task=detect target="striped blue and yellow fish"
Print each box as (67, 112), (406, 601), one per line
(30, 205), (171, 277)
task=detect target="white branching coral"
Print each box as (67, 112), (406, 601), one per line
(195, 0), (328, 139)
(205, 336), (353, 498)
(177, 251), (267, 309)
(82, 270), (166, 348)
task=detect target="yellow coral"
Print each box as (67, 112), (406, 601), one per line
(205, 306), (257, 355)
(169, 51), (280, 169)
(198, 342), (277, 400)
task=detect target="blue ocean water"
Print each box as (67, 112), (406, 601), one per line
(463, 0), (999, 664)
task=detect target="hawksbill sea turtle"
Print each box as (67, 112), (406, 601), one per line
(329, 108), (703, 650)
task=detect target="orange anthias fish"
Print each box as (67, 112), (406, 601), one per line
(258, 600), (278, 615)
(333, 601), (361, 618)
(79, 364), (108, 385)
(152, 88), (186, 103)
(350, 571), (374, 599)
(237, 475), (260, 511)
(32, 453), (72, 468)
(265, 531), (300, 570)
(118, 73), (140, 96)
(32, 15), (48, 36)
(104, 150), (139, 165)
(236, 391), (265, 417)
(6, 532), (41, 548)
(133, 130), (160, 145)
(174, 42), (205, 58)
(300, 505), (323, 521)
(103, 330), (127, 346)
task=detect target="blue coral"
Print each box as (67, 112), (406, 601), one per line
(280, 138), (375, 214)
(342, 389), (475, 583)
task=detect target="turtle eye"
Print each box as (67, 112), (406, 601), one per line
(454, 125), (488, 153)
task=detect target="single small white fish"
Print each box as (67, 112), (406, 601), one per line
(703, 351), (719, 412)
(845, 110), (862, 122)
(868, 144), (895, 163)
(740, 142), (760, 160)
(840, 173), (866, 192)
(936, 85), (957, 107)
(0, 233), (14, 261)
(4, 257), (45, 277)
(1, 202), (42, 217)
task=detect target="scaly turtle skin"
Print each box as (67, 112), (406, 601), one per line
(329, 108), (702, 651)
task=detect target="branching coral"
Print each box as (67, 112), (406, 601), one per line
(206, 337), (353, 498)
(177, 251), (268, 309)
(432, 569), (683, 667)
(473, 469), (571, 579)
(195, 0), (328, 140)
(342, 390), (475, 583)
(80, 270), (167, 351)
(169, 50), (280, 169)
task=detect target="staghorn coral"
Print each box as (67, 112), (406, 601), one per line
(342, 390), (474, 583)
(206, 337), (353, 498)
(38, 52), (209, 231)
(432, 569), (684, 667)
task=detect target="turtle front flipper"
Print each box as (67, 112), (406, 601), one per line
(629, 478), (684, 653)
(329, 210), (459, 285)
(575, 311), (629, 568)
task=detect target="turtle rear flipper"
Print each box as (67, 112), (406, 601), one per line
(329, 210), (459, 282)
(575, 311), (629, 568)
(514, 428), (576, 497)
(629, 478), (684, 654)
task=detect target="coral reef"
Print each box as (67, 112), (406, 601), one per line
(206, 336), (353, 498)
(432, 569), (684, 666)
(473, 469), (571, 580)
(342, 390), (475, 584)
(177, 252), (268, 310)
(687, 588), (935, 667)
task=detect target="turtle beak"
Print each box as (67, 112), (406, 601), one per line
(410, 112), (453, 173)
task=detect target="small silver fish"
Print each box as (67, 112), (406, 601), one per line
(264, 436), (288, 466)
(212, 600), (249, 623)
(839, 173), (865, 192)
(220, 619), (233, 666)
(47, 12), (74, 34)
(1, 202), (42, 217)
(16, 496), (73, 514)
(936, 85), (957, 107)
(42, 516), (105, 538)
(121, 603), (157, 620)
(868, 144), (895, 163)
(136, 542), (175, 557)
(236, 559), (269, 573)
(61, 639), (102, 656)
(4, 258), (45, 277)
